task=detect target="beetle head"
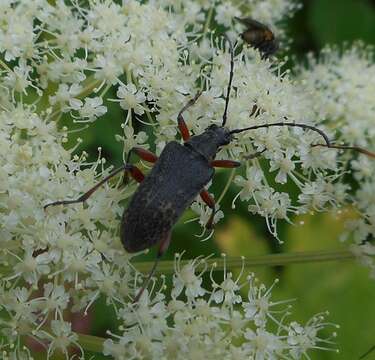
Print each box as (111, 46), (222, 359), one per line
(207, 124), (232, 146)
(186, 124), (233, 160)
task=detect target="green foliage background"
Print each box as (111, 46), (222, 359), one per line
(58, 1), (375, 359)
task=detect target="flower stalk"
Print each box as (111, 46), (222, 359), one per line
(134, 249), (359, 275)
(76, 333), (105, 354)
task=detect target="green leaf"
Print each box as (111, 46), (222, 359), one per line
(276, 212), (375, 359)
(309, 0), (375, 46)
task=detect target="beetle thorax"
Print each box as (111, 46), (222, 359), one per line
(185, 124), (232, 160)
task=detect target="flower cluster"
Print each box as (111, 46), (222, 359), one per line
(0, 0), (373, 358)
(0, 0), (344, 240)
(103, 255), (338, 360)
(298, 44), (375, 276)
(0, 98), (133, 358)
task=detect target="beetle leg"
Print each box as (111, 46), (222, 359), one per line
(133, 232), (171, 303)
(210, 159), (241, 168)
(177, 91), (202, 141)
(200, 189), (216, 229)
(122, 147), (158, 186)
(126, 146), (158, 164)
(210, 152), (265, 168)
(127, 165), (145, 183)
(44, 164), (145, 210)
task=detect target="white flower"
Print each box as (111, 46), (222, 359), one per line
(10, 245), (51, 285)
(117, 83), (146, 115)
(233, 166), (264, 203)
(288, 316), (338, 358)
(105, 255), (336, 359)
(172, 254), (206, 299)
(269, 148), (296, 184)
(210, 255), (244, 305)
(42, 320), (82, 359)
(249, 0), (301, 25)
(298, 178), (336, 212)
(78, 97), (107, 122)
(117, 124), (149, 156)
(190, 200), (224, 229)
(49, 84), (82, 112)
(244, 328), (285, 357)
(93, 54), (123, 85)
(299, 44), (375, 148)
(4, 62), (33, 94)
(215, 3), (240, 27)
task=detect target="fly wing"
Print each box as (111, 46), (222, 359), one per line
(235, 17), (269, 31)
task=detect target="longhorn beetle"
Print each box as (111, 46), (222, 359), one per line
(44, 37), (375, 302)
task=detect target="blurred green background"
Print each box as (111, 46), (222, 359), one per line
(57, 0), (375, 359)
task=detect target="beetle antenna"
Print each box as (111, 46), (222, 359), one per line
(230, 122), (375, 158)
(222, 35), (236, 127)
(230, 122), (331, 146)
(312, 143), (375, 158)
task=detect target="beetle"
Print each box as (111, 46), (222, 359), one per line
(235, 17), (278, 58)
(44, 38), (375, 302)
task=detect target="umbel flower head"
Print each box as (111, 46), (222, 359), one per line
(298, 44), (375, 277)
(0, 0), (373, 358)
(103, 255), (338, 360)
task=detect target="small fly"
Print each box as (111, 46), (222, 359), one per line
(235, 17), (278, 58)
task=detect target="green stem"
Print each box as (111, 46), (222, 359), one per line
(78, 78), (102, 98)
(0, 59), (11, 72)
(77, 333), (105, 354)
(217, 168), (236, 204)
(134, 249), (358, 275)
(145, 109), (155, 125)
(203, 6), (214, 34)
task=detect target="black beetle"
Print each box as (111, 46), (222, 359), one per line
(235, 17), (278, 58)
(44, 38), (375, 302)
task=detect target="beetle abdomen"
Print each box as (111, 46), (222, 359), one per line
(121, 141), (214, 252)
